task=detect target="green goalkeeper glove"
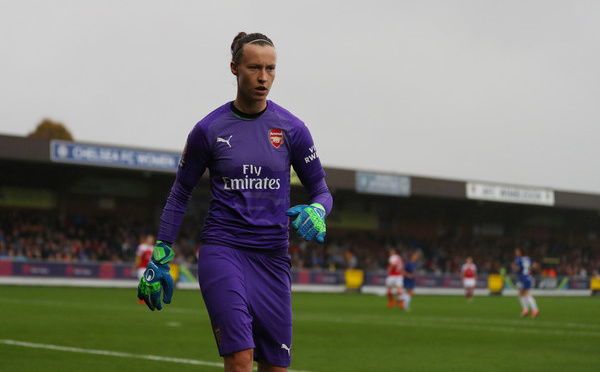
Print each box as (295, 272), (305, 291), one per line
(286, 203), (327, 243)
(137, 240), (175, 311)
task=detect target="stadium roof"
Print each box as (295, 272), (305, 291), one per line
(2, 134), (600, 211)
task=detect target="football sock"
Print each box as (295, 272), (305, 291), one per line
(404, 294), (412, 308)
(527, 295), (538, 311)
(519, 296), (528, 310)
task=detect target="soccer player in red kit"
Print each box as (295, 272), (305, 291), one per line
(133, 234), (155, 304)
(461, 256), (477, 301)
(134, 234), (155, 280)
(385, 249), (404, 308)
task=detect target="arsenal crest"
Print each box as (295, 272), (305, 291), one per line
(268, 129), (283, 148)
(213, 325), (222, 345)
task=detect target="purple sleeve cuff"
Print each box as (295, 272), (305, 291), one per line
(304, 177), (333, 216)
(157, 177), (194, 244)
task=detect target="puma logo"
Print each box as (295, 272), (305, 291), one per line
(281, 343), (291, 356)
(216, 135), (232, 147)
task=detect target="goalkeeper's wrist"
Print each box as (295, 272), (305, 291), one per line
(152, 240), (175, 265)
(310, 203), (325, 212)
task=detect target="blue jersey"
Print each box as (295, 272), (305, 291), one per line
(158, 101), (327, 251)
(404, 260), (418, 289)
(515, 256), (534, 289)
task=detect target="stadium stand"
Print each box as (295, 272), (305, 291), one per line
(1, 134), (599, 281)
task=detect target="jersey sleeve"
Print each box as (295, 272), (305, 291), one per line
(289, 123), (326, 186)
(177, 124), (211, 189)
(303, 177), (333, 216)
(157, 124), (210, 243)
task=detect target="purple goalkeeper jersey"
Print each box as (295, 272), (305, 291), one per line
(158, 101), (327, 251)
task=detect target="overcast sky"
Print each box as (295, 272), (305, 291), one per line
(1, 1), (599, 194)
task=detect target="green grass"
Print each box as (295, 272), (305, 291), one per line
(1, 286), (599, 372)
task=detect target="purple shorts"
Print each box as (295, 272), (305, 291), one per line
(197, 244), (292, 367)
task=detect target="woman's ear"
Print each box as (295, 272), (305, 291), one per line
(230, 61), (238, 76)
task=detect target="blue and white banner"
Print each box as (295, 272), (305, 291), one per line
(356, 171), (411, 196)
(466, 182), (555, 206)
(50, 140), (180, 173)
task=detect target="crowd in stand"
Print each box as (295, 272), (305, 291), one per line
(289, 230), (600, 278)
(1, 209), (599, 278)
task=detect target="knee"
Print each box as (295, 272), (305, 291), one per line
(224, 349), (254, 372)
(257, 361), (287, 372)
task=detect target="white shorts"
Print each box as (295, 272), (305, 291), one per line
(386, 275), (404, 288)
(137, 267), (146, 280)
(463, 278), (476, 288)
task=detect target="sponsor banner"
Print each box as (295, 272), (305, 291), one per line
(3, 261), (134, 279)
(9, 262), (99, 277)
(291, 269), (309, 284)
(366, 273), (502, 289)
(426, 275), (488, 289)
(509, 275), (580, 290)
(364, 273), (387, 286)
(50, 140), (180, 173)
(0, 260), (12, 275)
(290, 270), (344, 285)
(356, 172), (411, 196)
(310, 271), (343, 285)
(466, 182), (555, 206)
(534, 276), (561, 290)
(0, 261), (591, 290)
(569, 278), (590, 290)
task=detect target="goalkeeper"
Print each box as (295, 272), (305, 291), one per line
(138, 31), (332, 372)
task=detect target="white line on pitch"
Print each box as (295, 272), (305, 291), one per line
(0, 339), (317, 372)
(295, 313), (600, 338)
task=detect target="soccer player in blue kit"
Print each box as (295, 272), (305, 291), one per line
(512, 247), (539, 318)
(137, 32), (333, 372)
(402, 251), (419, 311)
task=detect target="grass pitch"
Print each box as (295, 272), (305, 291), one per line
(1, 286), (599, 372)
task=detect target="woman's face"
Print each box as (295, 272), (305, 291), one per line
(231, 43), (276, 108)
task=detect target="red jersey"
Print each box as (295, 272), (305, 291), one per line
(388, 254), (404, 276)
(136, 243), (154, 269)
(461, 263), (477, 279)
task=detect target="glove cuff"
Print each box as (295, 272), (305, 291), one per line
(152, 241), (175, 265)
(310, 203), (325, 212)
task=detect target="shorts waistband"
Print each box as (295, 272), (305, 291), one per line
(201, 241), (289, 256)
